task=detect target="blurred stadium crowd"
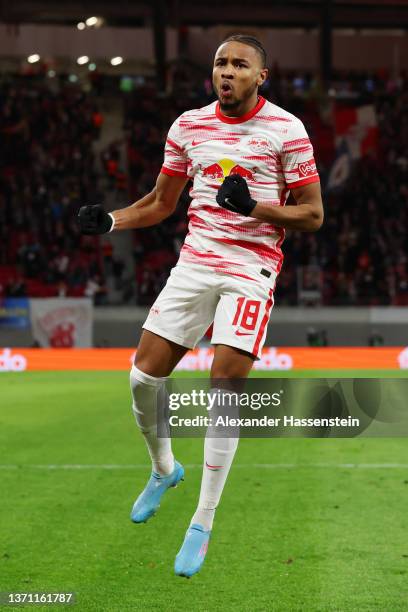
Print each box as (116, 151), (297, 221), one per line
(0, 66), (407, 306)
(0, 84), (109, 303)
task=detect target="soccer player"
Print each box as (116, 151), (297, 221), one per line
(78, 34), (323, 578)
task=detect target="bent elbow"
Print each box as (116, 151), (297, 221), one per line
(308, 212), (324, 232)
(312, 209), (324, 232)
(315, 214), (324, 231)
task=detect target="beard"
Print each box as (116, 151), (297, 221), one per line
(215, 81), (258, 112)
(219, 98), (241, 111)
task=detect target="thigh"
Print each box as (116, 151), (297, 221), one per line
(135, 329), (188, 377)
(210, 344), (255, 383)
(211, 271), (276, 360)
(142, 264), (219, 352)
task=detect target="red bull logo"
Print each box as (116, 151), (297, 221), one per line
(201, 158), (255, 182)
(229, 164), (254, 179)
(201, 162), (224, 180)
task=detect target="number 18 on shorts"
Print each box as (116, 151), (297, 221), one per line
(143, 264), (276, 359)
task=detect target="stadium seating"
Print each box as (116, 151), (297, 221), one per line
(1, 70), (406, 306)
(0, 82), (106, 300)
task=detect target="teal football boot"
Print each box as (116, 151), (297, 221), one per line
(174, 524), (211, 578)
(130, 460), (184, 523)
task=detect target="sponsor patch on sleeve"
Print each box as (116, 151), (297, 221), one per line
(298, 158), (317, 178)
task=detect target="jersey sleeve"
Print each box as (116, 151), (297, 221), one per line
(161, 116), (188, 178)
(281, 119), (320, 188)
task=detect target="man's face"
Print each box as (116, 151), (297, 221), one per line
(212, 41), (267, 111)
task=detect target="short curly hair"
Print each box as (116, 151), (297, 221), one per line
(221, 34), (267, 68)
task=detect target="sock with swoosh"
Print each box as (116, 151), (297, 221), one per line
(190, 388), (239, 531)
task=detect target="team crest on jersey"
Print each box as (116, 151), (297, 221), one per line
(245, 135), (271, 153)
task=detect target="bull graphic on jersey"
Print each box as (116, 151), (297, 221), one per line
(200, 158), (257, 183)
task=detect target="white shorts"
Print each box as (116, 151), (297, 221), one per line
(143, 263), (277, 359)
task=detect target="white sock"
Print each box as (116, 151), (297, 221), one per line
(191, 389), (240, 531)
(130, 364), (174, 476)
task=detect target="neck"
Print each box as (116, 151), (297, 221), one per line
(219, 93), (260, 118)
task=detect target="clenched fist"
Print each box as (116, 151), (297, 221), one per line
(216, 174), (257, 217)
(77, 205), (114, 235)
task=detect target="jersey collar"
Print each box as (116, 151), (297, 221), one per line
(215, 95), (266, 124)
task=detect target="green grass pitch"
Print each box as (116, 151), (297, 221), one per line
(1, 371), (408, 611)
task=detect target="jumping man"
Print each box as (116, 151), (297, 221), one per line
(78, 34), (323, 578)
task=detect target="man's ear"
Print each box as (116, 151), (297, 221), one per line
(257, 68), (268, 87)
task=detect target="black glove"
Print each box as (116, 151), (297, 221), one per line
(216, 174), (257, 217)
(77, 205), (113, 235)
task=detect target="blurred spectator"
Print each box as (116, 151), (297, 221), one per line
(6, 275), (27, 297)
(307, 327), (329, 346)
(368, 330), (384, 346)
(84, 274), (108, 305)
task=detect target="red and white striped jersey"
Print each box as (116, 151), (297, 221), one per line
(161, 96), (320, 278)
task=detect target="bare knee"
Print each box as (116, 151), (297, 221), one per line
(135, 330), (188, 377)
(211, 364), (248, 380)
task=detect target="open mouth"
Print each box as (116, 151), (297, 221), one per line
(220, 82), (233, 96)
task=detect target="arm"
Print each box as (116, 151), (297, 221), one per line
(77, 173), (188, 235)
(216, 175), (324, 232)
(216, 116), (323, 231)
(251, 181), (324, 232)
(111, 173), (188, 230)
(78, 113), (189, 235)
